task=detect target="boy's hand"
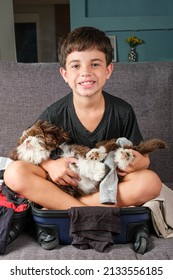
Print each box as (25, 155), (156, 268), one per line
(41, 157), (80, 187)
(116, 150), (150, 176)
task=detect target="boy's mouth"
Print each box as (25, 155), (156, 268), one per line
(79, 81), (95, 87)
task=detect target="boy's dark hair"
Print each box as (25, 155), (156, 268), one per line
(58, 26), (113, 68)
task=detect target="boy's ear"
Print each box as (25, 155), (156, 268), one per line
(106, 63), (114, 80)
(59, 67), (68, 83)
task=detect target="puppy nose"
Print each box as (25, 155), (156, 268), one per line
(26, 139), (32, 148)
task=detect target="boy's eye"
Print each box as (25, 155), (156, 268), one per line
(71, 64), (80, 69)
(92, 63), (100, 67)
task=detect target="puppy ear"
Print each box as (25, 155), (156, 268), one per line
(38, 120), (70, 145)
(9, 148), (19, 161)
(55, 127), (70, 143)
(45, 126), (70, 149)
(21, 130), (27, 137)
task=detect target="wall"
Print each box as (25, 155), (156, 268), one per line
(70, 0), (173, 62)
(55, 4), (70, 61)
(14, 5), (57, 62)
(0, 0), (16, 61)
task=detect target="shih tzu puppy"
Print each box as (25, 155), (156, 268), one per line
(9, 120), (166, 198)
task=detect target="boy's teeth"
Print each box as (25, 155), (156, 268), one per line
(81, 81), (93, 85)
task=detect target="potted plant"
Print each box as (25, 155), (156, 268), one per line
(125, 36), (144, 62)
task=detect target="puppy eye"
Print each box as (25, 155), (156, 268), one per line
(36, 135), (44, 140)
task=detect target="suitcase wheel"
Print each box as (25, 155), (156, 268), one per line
(133, 225), (149, 254)
(36, 224), (59, 250)
(7, 216), (27, 245)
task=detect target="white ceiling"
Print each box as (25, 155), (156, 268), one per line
(13, 0), (69, 5)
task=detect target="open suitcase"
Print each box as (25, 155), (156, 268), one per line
(31, 204), (151, 254)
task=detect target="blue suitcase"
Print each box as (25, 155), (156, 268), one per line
(31, 204), (151, 254)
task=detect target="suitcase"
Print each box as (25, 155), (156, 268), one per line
(31, 204), (151, 254)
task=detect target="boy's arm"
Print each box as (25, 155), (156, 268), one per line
(40, 157), (80, 187)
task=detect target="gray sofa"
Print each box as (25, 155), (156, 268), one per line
(0, 61), (173, 259)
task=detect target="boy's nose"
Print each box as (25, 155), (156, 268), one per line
(81, 72), (91, 77)
(80, 65), (92, 76)
(80, 69), (92, 77)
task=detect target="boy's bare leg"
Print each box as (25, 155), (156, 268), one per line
(4, 161), (84, 210)
(4, 162), (162, 209)
(79, 169), (162, 207)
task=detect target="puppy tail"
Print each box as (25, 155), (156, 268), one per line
(135, 139), (167, 154)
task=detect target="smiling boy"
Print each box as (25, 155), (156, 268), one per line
(4, 27), (161, 209)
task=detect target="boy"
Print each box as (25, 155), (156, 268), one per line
(4, 27), (161, 210)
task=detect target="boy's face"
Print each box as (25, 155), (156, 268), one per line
(60, 49), (113, 98)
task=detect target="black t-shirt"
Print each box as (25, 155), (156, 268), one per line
(39, 91), (143, 148)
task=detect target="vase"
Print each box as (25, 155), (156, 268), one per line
(128, 47), (138, 62)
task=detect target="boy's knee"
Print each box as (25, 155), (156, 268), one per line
(136, 169), (162, 203)
(121, 169), (162, 206)
(4, 161), (30, 193)
(145, 169), (162, 196)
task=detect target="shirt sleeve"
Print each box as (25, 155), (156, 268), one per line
(122, 107), (143, 145)
(38, 108), (52, 122)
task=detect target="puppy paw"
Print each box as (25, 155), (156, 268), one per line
(86, 146), (107, 161)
